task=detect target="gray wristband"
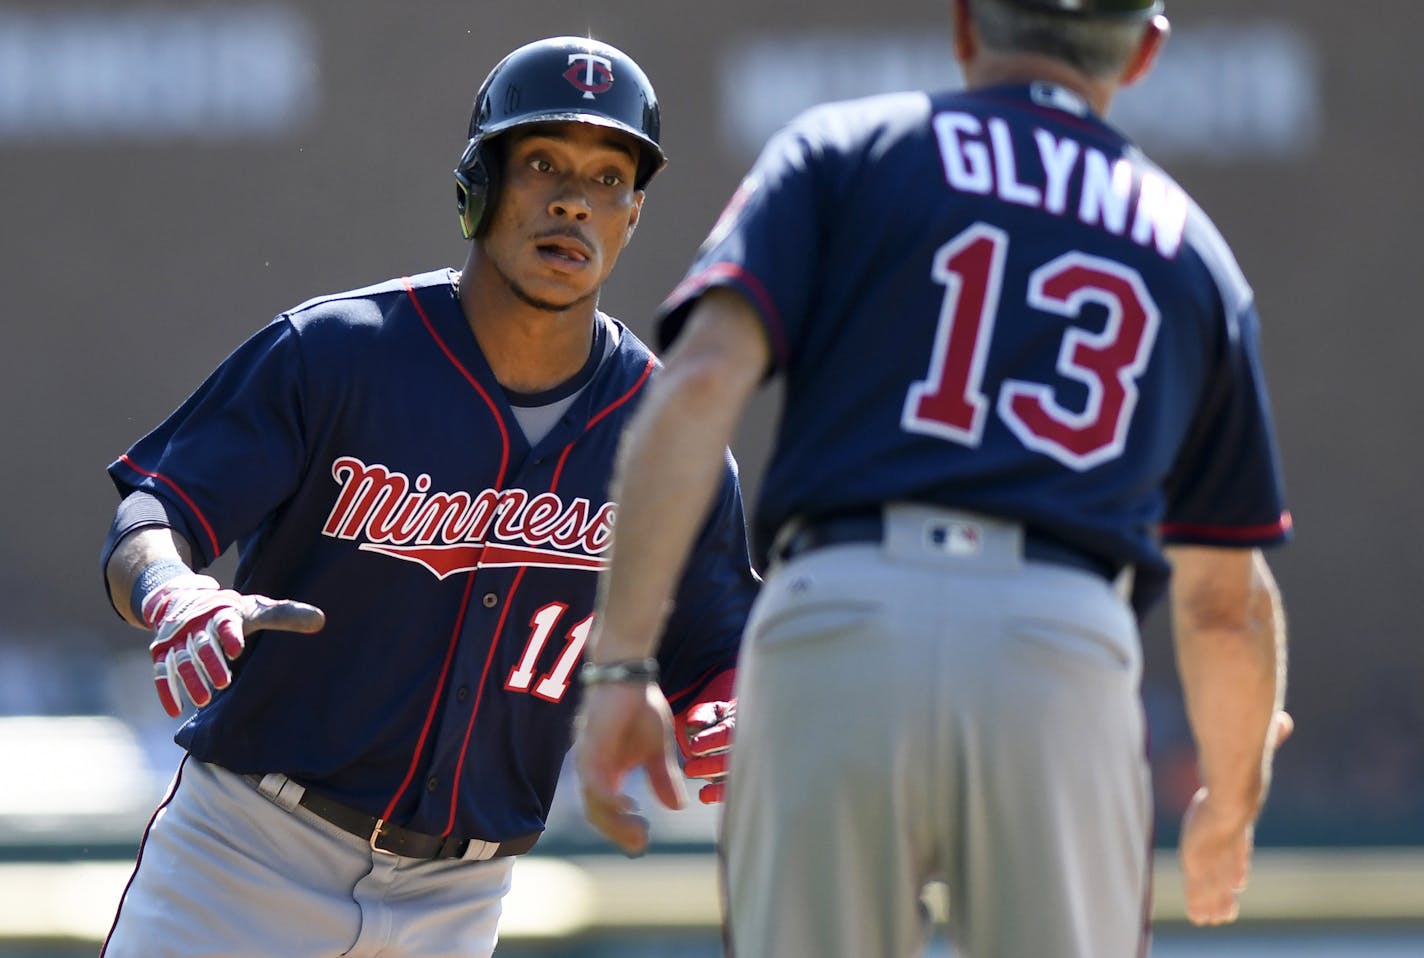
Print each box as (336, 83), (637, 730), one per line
(579, 658), (660, 686)
(129, 558), (191, 624)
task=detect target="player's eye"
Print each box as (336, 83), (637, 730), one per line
(528, 157), (556, 174)
(598, 172), (625, 188)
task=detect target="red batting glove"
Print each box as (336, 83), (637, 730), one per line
(673, 670), (737, 804)
(141, 574), (324, 717)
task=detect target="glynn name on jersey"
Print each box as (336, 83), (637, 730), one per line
(934, 102), (1187, 258)
(322, 456), (615, 580)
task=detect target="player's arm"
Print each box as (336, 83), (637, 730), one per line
(106, 526), (194, 628)
(1168, 544), (1291, 926)
(574, 287), (769, 854)
(104, 518), (325, 717)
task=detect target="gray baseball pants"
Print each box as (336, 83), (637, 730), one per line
(722, 504), (1152, 957)
(101, 758), (514, 957)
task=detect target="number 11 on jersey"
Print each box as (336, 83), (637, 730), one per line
(505, 603), (593, 702)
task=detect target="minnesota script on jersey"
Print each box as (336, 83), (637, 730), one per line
(660, 82), (1290, 609)
(109, 269), (756, 841)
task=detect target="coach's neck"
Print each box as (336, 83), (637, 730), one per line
(950, 0), (1170, 118)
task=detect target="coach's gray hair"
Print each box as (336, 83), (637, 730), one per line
(968, 0), (1146, 78)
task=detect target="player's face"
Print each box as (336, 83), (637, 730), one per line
(480, 122), (644, 313)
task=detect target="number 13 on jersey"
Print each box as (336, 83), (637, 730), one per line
(902, 223), (1161, 471)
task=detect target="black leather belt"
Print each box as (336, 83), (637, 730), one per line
(774, 512), (1121, 584)
(252, 775), (539, 860)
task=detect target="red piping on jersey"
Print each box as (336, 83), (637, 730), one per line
(550, 353), (656, 488)
(402, 276), (511, 485)
(1160, 511), (1293, 542)
(117, 454), (221, 560)
(386, 277), (514, 826)
(666, 662), (734, 715)
(440, 397), (633, 833)
(445, 564), (530, 834)
(99, 755), (189, 957)
(665, 263), (789, 370)
(381, 572), (477, 824)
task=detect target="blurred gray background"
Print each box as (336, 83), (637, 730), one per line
(1, 0), (1421, 952)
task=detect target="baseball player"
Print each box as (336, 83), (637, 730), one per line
(574, 2), (1293, 956)
(97, 36), (753, 958)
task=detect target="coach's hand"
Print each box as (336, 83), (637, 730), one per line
(141, 574), (326, 717)
(1179, 709), (1294, 925)
(574, 681), (687, 856)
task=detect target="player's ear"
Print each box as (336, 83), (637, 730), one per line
(1121, 14), (1169, 87)
(622, 192), (644, 248)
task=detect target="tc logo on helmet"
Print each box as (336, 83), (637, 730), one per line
(564, 54), (614, 99)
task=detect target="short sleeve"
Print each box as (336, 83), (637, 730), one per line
(106, 319), (310, 567)
(1161, 301), (1291, 547)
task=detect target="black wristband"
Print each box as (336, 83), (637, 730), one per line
(579, 658), (660, 686)
(129, 559), (191, 624)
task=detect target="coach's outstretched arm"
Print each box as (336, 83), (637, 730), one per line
(574, 288), (768, 855)
(105, 526), (325, 717)
(1169, 545), (1291, 926)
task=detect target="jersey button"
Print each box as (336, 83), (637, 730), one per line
(456, 686), (469, 702)
(426, 775), (439, 793)
(482, 592), (498, 608)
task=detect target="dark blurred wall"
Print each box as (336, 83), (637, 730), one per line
(2, 1), (1420, 838)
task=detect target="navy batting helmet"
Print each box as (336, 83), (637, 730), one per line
(453, 36), (666, 239)
(998, 0), (1163, 17)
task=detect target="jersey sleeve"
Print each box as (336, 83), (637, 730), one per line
(656, 450), (760, 713)
(657, 110), (834, 375)
(106, 318), (310, 568)
(1161, 300), (1291, 547)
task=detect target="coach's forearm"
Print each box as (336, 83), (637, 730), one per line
(592, 292), (767, 663)
(594, 376), (732, 659)
(1172, 548), (1286, 817)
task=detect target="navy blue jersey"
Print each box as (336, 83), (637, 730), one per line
(109, 268), (757, 841)
(659, 83), (1290, 603)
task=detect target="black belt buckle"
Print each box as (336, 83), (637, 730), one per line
(369, 817), (401, 857)
(368, 815), (465, 859)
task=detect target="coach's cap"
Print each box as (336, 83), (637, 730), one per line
(1000, 0), (1164, 18)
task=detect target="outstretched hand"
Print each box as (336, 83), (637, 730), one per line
(142, 574), (325, 717)
(573, 682), (687, 855)
(1179, 709), (1294, 925)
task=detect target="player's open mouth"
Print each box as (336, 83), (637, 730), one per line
(536, 239), (590, 265)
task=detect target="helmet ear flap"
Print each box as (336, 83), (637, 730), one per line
(453, 137), (497, 240)
(455, 179), (483, 240)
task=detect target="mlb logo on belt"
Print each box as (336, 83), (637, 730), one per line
(926, 520), (983, 556)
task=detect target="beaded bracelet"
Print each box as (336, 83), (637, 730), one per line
(579, 658), (661, 686)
